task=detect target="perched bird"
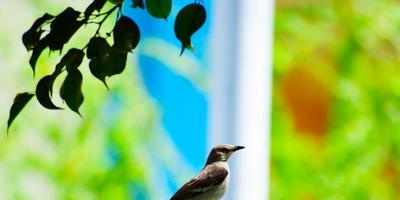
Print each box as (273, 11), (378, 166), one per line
(170, 144), (245, 200)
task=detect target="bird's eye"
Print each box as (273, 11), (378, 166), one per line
(221, 148), (229, 153)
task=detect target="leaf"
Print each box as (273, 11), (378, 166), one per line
(87, 37), (111, 59)
(31, 13), (54, 30)
(108, 0), (124, 5)
(87, 37), (111, 87)
(22, 13), (54, 51)
(7, 92), (35, 132)
(174, 3), (206, 55)
(50, 7), (80, 32)
(88, 46), (127, 87)
(113, 16), (140, 52)
(87, 37), (127, 87)
(145, 0), (171, 19)
(106, 47), (128, 76)
(132, 0), (145, 9)
(89, 58), (108, 87)
(84, 0), (107, 20)
(36, 75), (62, 109)
(22, 29), (45, 51)
(47, 7), (83, 51)
(60, 69), (84, 115)
(58, 48), (85, 73)
(131, 0), (145, 9)
(29, 36), (49, 74)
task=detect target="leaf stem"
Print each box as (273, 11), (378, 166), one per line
(95, 5), (120, 35)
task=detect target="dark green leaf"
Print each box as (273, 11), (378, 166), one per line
(106, 47), (128, 76)
(87, 38), (127, 85)
(113, 16), (140, 52)
(88, 46), (127, 88)
(174, 3), (206, 55)
(132, 0), (145, 9)
(60, 69), (84, 115)
(87, 37), (111, 59)
(36, 75), (62, 109)
(47, 7), (83, 51)
(29, 36), (49, 74)
(22, 29), (45, 51)
(145, 0), (171, 19)
(84, 0), (107, 20)
(7, 92), (35, 132)
(87, 37), (111, 88)
(61, 48), (85, 72)
(31, 13), (54, 30)
(89, 58), (108, 87)
(50, 7), (80, 31)
(22, 13), (54, 51)
(108, 0), (123, 5)
(54, 48), (85, 76)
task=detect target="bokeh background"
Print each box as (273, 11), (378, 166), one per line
(2, 0), (400, 199)
(272, 0), (400, 199)
(1, 0), (208, 199)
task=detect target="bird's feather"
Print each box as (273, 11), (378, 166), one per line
(170, 164), (228, 200)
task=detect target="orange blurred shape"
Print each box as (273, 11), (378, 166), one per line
(279, 67), (331, 138)
(381, 158), (400, 193)
(296, 193), (316, 200)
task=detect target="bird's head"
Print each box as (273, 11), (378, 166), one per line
(206, 144), (245, 165)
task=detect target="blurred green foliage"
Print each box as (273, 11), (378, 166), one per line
(1, 1), (162, 199)
(272, 0), (400, 199)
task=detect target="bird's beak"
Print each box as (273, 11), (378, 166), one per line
(233, 146), (245, 152)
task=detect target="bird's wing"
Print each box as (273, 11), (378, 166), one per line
(170, 164), (228, 200)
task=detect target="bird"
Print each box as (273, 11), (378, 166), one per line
(170, 144), (245, 200)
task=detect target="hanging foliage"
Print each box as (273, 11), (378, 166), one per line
(7, 0), (207, 132)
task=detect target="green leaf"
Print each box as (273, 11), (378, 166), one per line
(87, 37), (111, 87)
(29, 36), (49, 75)
(88, 46), (127, 88)
(22, 13), (54, 51)
(59, 48), (85, 73)
(84, 0), (107, 20)
(131, 0), (144, 9)
(87, 36), (127, 87)
(27, 9), (81, 72)
(22, 29), (45, 51)
(174, 3), (206, 55)
(36, 75), (62, 109)
(30, 13), (54, 30)
(87, 37), (111, 59)
(47, 7), (83, 51)
(106, 47), (128, 76)
(113, 16), (140, 52)
(7, 92), (35, 132)
(89, 58), (108, 88)
(108, 0), (123, 5)
(145, 0), (171, 19)
(60, 69), (84, 115)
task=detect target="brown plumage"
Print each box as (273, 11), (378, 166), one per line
(170, 144), (244, 200)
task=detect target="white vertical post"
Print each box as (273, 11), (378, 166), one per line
(233, 0), (274, 199)
(208, 0), (238, 147)
(209, 0), (274, 200)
